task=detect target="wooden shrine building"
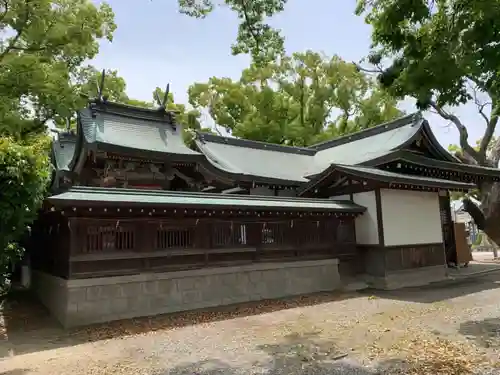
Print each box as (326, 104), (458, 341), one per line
(31, 95), (500, 327)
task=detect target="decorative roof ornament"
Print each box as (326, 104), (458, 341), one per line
(95, 69), (106, 102)
(154, 83), (170, 111)
(154, 83), (178, 129)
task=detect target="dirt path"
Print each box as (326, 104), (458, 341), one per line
(2, 273), (500, 375)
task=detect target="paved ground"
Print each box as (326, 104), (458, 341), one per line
(2, 272), (500, 375)
(473, 251), (500, 263)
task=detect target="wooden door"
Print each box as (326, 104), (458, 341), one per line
(454, 222), (472, 264)
(439, 193), (456, 264)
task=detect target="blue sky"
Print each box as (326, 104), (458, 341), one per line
(91, 0), (491, 148)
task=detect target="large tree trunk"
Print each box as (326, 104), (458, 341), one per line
(463, 181), (500, 247)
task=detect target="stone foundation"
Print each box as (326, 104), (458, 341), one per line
(32, 259), (341, 328)
(364, 265), (448, 290)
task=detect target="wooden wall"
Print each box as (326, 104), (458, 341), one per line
(32, 212), (358, 279)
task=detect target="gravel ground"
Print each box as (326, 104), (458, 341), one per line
(2, 272), (500, 375)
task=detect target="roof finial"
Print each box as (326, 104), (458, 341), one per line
(96, 69), (106, 102)
(154, 90), (162, 108)
(154, 84), (171, 111)
(162, 84), (170, 108)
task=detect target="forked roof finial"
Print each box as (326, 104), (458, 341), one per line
(154, 84), (171, 111)
(96, 69), (106, 102)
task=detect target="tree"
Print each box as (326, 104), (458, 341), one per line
(0, 136), (51, 294)
(0, 0), (116, 291)
(188, 51), (403, 146)
(0, 0), (116, 138)
(151, 86), (209, 147)
(354, 0), (500, 244)
(178, 0), (286, 64)
(54, 70), (206, 147)
(52, 67), (146, 129)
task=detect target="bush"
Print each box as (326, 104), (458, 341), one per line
(473, 232), (483, 247)
(0, 136), (52, 295)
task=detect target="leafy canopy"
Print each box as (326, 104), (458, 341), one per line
(178, 0), (286, 64)
(0, 0), (116, 138)
(0, 136), (51, 294)
(188, 51), (403, 146)
(0, 0), (117, 290)
(355, 0), (500, 166)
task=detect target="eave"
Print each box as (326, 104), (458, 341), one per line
(47, 186), (366, 216)
(419, 121), (461, 163)
(364, 150), (500, 180)
(298, 163), (475, 197)
(84, 141), (204, 163)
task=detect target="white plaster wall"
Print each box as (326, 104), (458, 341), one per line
(380, 189), (442, 246)
(250, 187), (274, 196)
(352, 191), (379, 245)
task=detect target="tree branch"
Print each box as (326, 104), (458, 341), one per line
(478, 108), (498, 159)
(469, 81), (499, 158)
(353, 62), (383, 74)
(428, 99), (482, 163)
(0, 0), (9, 25)
(0, 0), (31, 63)
(490, 136), (500, 167)
(239, 0), (261, 52)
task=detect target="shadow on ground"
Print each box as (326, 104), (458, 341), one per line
(360, 271), (500, 304)
(154, 331), (381, 375)
(0, 370), (31, 375)
(0, 289), (359, 359)
(156, 331), (487, 375)
(460, 317), (500, 349)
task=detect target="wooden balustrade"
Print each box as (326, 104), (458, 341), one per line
(33, 215), (358, 279)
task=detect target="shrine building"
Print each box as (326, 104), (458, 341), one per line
(30, 95), (500, 327)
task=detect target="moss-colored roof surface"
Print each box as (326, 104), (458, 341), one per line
(78, 104), (200, 158)
(195, 113), (439, 183)
(195, 135), (314, 183)
(48, 187), (366, 213)
(51, 100), (495, 188)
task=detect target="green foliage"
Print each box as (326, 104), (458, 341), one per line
(151, 86), (211, 148)
(178, 0), (287, 64)
(356, 0), (500, 107)
(188, 51), (403, 146)
(0, 0), (116, 292)
(473, 232), (483, 247)
(0, 136), (52, 294)
(0, 0), (116, 138)
(355, 0), (500, 164)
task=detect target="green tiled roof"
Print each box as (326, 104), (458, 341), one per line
(195, 135), (314, 183)
(48, 186), (366, 213)
(309, 114), (425, 174)
(195, 113), (429, 183)
(78, 106), (200, 158)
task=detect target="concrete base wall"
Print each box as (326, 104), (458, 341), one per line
(364, 265), (448, 290)
(32, 259), (341, 328)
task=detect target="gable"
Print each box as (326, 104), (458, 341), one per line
(77, 105), (201, 161)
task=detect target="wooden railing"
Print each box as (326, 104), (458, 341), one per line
(56, 217), (357, 278)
